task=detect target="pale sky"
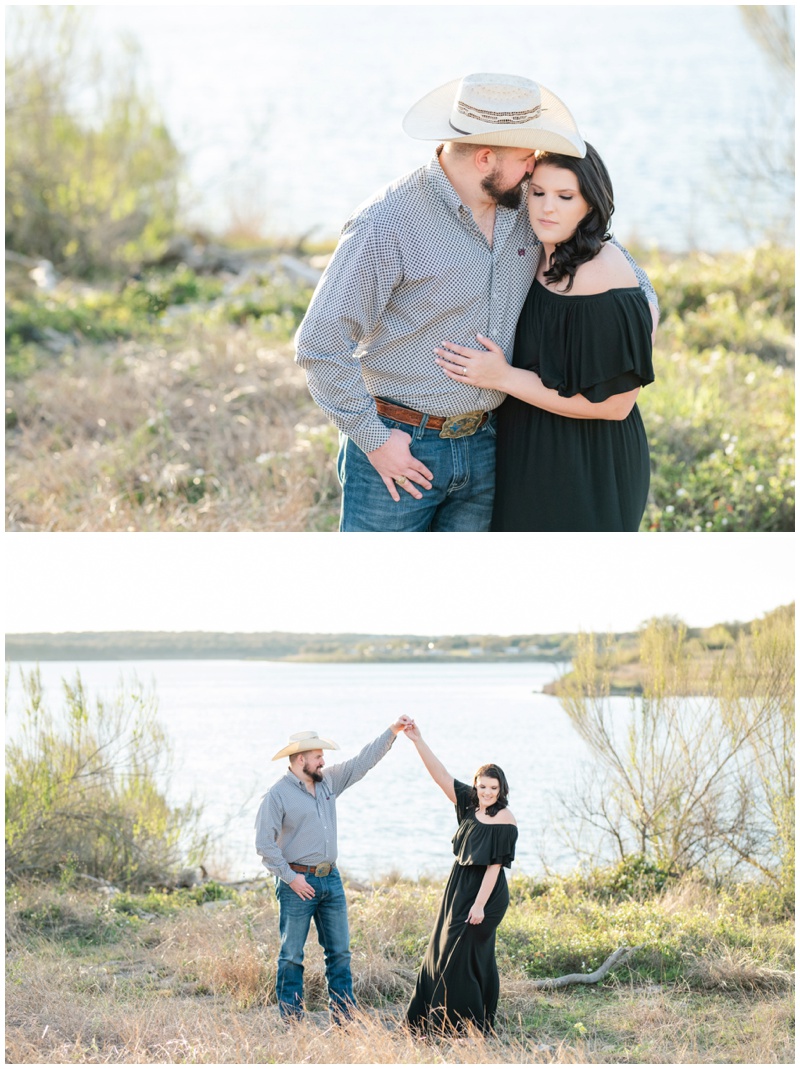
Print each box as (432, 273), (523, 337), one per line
(5, 533), (794, 636)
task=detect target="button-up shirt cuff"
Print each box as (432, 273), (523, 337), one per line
(351, 420), (392, 455)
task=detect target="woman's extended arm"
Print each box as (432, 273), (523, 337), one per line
(467, 864), (502, 924)
(404, 722), (456, 803)
(435, 337), (639, 421)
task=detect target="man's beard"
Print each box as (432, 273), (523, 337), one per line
(481, 169), (525, 209)
(304, 766), (323, 783)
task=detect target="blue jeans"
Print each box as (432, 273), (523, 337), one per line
(338, 411), (497, 531)
(275, 870), (354, 1021)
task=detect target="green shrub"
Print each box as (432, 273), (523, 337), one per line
(6, 8), (181, 275)
(641, 245), (794, 532)
(5, 668), (206, 889)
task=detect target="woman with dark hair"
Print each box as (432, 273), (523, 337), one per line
(435, 143), (655, 531)
(403, 720), (517, 1035)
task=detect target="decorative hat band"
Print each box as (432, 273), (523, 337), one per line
(456, 100), (544, 125)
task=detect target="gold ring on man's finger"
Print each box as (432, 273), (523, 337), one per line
(395, 475), (407, 486)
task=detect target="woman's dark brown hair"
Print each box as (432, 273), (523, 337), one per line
(535, 142), (614, 292)
(470, 763), (509, 818)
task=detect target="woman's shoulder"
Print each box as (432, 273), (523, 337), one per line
(494, 808), (517, 826)
(569, 242), (639, 296)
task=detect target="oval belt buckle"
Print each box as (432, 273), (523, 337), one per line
(439, 410), (485, 439)
(315, 862), (332, 877)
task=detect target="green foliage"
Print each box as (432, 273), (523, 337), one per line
(641, 245), (794, 531)
(5, 668), (206, 889)
(496, 875), (794, 985)
(5, 8), (182, 275)
(556, 608), (795, 895)
(109, 881), (236, 918)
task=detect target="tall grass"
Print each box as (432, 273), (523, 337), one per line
(4, 873), (794, 1063)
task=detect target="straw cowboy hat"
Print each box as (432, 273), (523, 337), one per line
(403, 72), (586, 157)
(272, 730), (340, 761)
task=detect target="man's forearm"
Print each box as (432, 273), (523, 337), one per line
(326, 728), (396, 795)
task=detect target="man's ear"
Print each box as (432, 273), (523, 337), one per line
(473, 146), (496, 173)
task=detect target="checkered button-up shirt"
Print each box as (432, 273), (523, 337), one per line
(255, 728), (396, 884)
(295, 151), (657, 454)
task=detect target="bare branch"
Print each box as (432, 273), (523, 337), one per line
(529, 946), (642, 990)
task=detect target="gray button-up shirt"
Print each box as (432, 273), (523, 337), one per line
(255, 728), (396, 884)
(295, 151), (658, 454)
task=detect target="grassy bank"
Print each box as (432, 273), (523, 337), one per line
(5, 870), (794, 1063)
(5, 244), (794, 531)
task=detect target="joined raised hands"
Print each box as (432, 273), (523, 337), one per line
(402, 719), (421, 743)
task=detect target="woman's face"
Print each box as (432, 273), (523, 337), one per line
(475, 776), (501, 809)
(527, 162), (591, 245)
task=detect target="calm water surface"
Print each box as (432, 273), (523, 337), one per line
(83, 4), (791, 250)
(5, 658), (629, 881)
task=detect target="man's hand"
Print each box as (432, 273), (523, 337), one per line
(290, 874), (315, 900)
(367, 429), (434, 502)
(390, 715), (413, 735)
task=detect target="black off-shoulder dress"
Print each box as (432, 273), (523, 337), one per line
(406, 780), (518, 1035)
(492, 281), (655, 531)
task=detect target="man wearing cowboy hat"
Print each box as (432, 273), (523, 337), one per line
(255, 718), (411, 1021)
(295, 72), (658, 531)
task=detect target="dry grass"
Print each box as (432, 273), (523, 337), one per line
(4, 880), (795, 1064)
(6, 323), (342, 531)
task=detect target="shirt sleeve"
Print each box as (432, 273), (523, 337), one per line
(325, 728), (396, 796)
(254, 789), (296, 884)
(294, 212), (404, 453)
(453, 779), (474, 823)
(609, 236), (658, 312)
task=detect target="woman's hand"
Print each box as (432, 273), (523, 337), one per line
(403, 720), (421, 743)
(466, 903), (485, 925)
(435, 334), (510, 390)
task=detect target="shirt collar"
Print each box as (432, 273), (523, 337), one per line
(426, 150), (468, 219)
(285, 769), (313, 792)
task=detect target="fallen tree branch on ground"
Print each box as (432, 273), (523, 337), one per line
(529, 946), (642, 989)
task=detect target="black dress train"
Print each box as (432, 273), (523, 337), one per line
(492, 281), (655, 531)
(406, 780), (518, 1034)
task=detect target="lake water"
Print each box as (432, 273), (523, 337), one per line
(75, 4), (793, 251)
(3, 658), (634, 882)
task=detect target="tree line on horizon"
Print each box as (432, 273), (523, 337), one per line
(3, 613), (765, 663)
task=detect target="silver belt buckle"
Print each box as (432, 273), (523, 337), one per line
(439, 410), (486, 439)
(314, 862), (332, 877)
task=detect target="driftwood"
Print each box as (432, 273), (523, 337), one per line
(529, 946), (642, 989)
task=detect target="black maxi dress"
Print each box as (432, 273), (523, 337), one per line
(492, 281), (655, 532)
(406, 780), (518, 1035)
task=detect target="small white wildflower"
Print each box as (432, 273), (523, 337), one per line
(755, 484), (764, 492)
(665, 505), (675, 514)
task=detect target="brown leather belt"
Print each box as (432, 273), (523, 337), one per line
(375, 399), (489, 439)
(289, 862), (335, 877)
